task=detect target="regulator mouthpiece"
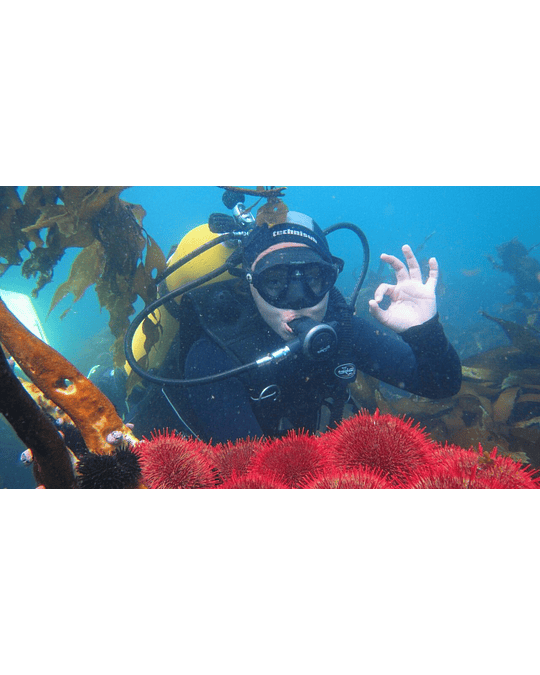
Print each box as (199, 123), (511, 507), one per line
(288, 317), (338, 361)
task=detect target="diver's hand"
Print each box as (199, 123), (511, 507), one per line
(368, 245), (438, 333)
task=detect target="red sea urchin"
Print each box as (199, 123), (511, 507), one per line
(216, 472), (289, 489)
(135, 430), (218, 489)
(321, 409), (434, 486)
(207, 437), (266, 482)
(409, 445), (540, 489)
(303, 466), (394, 489)
(247, 429), (333, 488)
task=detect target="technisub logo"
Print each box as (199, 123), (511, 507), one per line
(334, 363), (357, 380)
(272, 229), (318, 245)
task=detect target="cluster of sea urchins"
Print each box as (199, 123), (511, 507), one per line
(133, 411), (540, 489)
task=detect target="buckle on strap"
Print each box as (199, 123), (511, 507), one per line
(250, 384), (281, 402)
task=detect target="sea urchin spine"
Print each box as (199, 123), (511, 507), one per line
(76, 445), (142, 489)
(248, 429), (333, 488)
(321, 409), (435, 486)
(136, 429), (218, 489)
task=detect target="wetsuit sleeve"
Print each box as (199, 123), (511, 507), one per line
(184, 337), (265, 444)
(351, 314), (462, 399)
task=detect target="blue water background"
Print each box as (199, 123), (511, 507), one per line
(5, 186), (540, 350)
(2, 186), (540, 487)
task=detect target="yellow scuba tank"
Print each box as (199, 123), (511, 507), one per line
(125, 223), (238, 384)
(164, 223), (237, 292)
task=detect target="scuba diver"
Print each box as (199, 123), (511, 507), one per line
(97, 187), (462, 444)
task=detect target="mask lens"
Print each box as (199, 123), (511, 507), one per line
(259, 266), (289, 300)
(253, 263), (337, 309)
(303, 263), (327, 296)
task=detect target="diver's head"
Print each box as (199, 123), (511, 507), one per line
(243, 211), (334, 268)
(243, 212), (343, 340)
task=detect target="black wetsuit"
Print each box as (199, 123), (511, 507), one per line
(179, 287), (462, 444)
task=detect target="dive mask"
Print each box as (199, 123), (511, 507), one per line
(246, 248), (343, 310)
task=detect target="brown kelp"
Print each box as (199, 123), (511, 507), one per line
(0, 345), (76, 488)
(487, 237), (540, 299)
(0, 296), (146, 488)
(480, 311), (540, 358)
(0, 186), (166, 367)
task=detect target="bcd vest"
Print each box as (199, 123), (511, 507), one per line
(171, 280), (358, 436)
